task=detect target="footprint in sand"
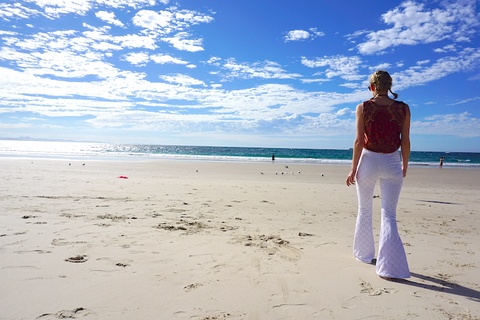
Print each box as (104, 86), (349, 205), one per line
(65, 255), (88, 263)
(116, 262), (129, 267)
(52, 239), (87, 246)
(232, 234), (302, 261)
(14, 250), (52, 254)
(37, 307), (87, 319)
(184, 283), (203, 292)
(359, 280), (398, 296)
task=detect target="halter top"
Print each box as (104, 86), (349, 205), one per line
(363, 100), (407, 153)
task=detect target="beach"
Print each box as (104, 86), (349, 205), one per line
(1, 158), (479, 320)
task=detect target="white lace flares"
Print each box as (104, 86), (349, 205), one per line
(354, 149), (410, 279)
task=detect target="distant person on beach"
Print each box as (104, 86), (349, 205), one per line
(272, 154), (275, 161)
(439, 157), (444, 168)
(346, 70), (411, 280)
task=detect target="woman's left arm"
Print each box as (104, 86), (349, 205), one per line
(401, 104), (411, 177)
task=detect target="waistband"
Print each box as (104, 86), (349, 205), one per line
(363, 148), (400, 156)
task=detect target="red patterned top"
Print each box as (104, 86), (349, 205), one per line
(363, 100), (407, 153)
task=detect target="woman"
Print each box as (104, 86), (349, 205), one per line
(346, 70), (411, 280)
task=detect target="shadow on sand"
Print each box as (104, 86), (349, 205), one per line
(388, 272), (480, 302)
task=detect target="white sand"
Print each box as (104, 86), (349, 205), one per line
(0, 158), (479, 319)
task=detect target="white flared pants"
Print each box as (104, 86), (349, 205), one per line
(354, 149), (410, 278)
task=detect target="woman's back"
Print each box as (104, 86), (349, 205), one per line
(363, 99), (407, 153)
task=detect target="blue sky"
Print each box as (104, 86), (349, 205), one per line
(0, 0), (479, 152)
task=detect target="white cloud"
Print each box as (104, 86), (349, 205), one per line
(449, 96), (480, 105)
(336, 108), (353, 116)
(162, 32), (205, 52)
(150, 53), (188, 65)
(417, 60), (430, 65)
(41, 124), (64, 129)
(113, 34), (157, 50)
(96, 11), (124, 27)
(0, 65), (370, 136)
(468, 73), (480, 81)
(0, 47), (124, 79)
(0, 122), (32, 128)
(300, 78), (330, 84)
(91, 41), (123, 51)
(412, 112), (480, 137)
(284, 28), (324, 42)
(132, 9), (213, 35)
(370, 63), (391, 71)
(301, 55), (364, 80)
(175, 9), (214, 24)
(31, 0), (93, 17)
(309, 28), (325, 37)
(340, 82), (361, 89)
(285, 30), (310, 42)
(159, 74), (206, 86)
(211, 58), (302, 81)
(21, 0), (157, 19)
(357, 0), (480, 55)
(206, 56), (222, 66)
(133, 10), (174, 30)
(0, 30), (18, 36)
(344, 30), (371, 42)
(0, 2), (42, 20)
(434, 44), (457, 53)
(392, 47), (480, 90)
(124, 52), (149, 66)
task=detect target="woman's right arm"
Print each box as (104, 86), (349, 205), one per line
(401, 104), (411, 177)
(346, 103), (364, 186)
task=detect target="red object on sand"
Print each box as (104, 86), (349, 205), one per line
(118, 176), (128, 179)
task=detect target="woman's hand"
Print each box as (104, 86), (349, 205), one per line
(346, 169), (356, 186)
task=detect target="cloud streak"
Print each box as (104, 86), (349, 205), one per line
(356, 0), (480, 54)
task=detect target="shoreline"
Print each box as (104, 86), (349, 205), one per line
(0, 153), (478, 170)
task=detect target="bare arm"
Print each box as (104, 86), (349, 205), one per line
(346, 103), (364, 186)
(401, 104), (411, 177)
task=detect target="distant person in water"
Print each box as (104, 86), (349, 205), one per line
(439, 157), (444, 168)
(272, 154), (275, 161)
(346, 70), (411, 280)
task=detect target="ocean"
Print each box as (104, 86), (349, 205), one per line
(0, 140), (479, 169)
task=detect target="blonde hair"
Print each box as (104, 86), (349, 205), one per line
(369, 70), (398, 99)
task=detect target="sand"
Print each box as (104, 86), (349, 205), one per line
(0, 158), (479, 320)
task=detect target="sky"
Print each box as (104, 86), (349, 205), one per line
(0, 0), (479, 152)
